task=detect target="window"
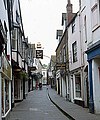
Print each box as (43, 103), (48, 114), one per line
(84, 16), (87, 43)
(72, 20), (75, 33)
(60, 51), (62, 63)
(5, 80), (9, 113)
(91, 4), (98, 28)
(43, 72), (45, 76)
(75, 74), (81, 98)
(63, 46), (66, 63)
(16, 10), (20, 24)
(17, 29), (22, 55)
(3, 0), (7, 9)
(72, 41), (77, 62)
(12, 29), (16, 49)
(99, 0), (100, 21)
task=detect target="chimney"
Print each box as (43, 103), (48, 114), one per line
(66, 0), (74, 24)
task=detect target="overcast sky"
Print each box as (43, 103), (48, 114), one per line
(20, 0), (79, 65)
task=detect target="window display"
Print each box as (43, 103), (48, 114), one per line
(2, 79), (10, 116)
(75, 74), (81, 98)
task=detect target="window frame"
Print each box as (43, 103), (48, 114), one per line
(72, 41), (77, 63)
(75, 74), (81, 98)
(72, 20), (75, 33)
(3, 0), (7, 9)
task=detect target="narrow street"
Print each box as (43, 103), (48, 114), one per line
(9, 86), (69, 120)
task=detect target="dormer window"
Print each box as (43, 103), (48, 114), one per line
(56, 30), (63, 43)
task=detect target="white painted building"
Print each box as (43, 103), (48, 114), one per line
(0, 0), (12, 119)
(11, 0), (29, 103)
(68, 11), (89, 107)
(81, 0), (100, 114)
(68, 0), (100, 114)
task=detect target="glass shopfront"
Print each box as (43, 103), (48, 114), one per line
(75, 74), (81, 98)
(2, 79), (10, 116)
(1, 53), (12, 118)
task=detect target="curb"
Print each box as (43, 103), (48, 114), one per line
(48, 92), (75, 120)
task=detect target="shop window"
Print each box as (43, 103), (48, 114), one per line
(2, 80), (4, 116)
(72, 41), (77, 62)
(75, 74), (81, 98)
(5, 80), (9, 113)
(2, 79), (10, 116)
(14, 80), (19, 99)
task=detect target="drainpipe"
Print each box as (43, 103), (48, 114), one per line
(0, 57), (2, 120)
(88, 60), (94, 113)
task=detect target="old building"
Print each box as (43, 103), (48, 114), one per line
(68, 12), (86, 106)
(0, 0), (12, 119)
(28, 43), (36, 91)
(11, 0), (28, 104)
(48, 55), (56, 88)
(83, 0), (100, 114)
(56, 29), (67, 98)
(55, 0), (75, 99)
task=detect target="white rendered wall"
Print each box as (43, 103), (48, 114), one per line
(92, 59), (100, 114)
(68, 14), (81, 71)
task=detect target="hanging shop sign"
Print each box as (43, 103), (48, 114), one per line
(36, 50), (43, 59)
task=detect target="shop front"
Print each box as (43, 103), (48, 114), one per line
(0, 53), (12, 119)
(86, 43), (100, 114)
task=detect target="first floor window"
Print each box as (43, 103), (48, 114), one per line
(72, 41), (77, 62)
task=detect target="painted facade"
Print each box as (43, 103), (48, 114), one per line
(84, 0), (100, 114)
(68, 12), (89, 107)
(0, 0), (12, 119)
(11, 0), (28, 104)
(48, 55), (56, 88)
(56, 29), (67, 98)
(55, 0), (100, 114)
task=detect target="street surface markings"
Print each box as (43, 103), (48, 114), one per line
(29, 108), (38, 111)
(44, 112), (49, 115)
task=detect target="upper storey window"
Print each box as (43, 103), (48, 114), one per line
(72, 20), (75, 33)
(72, 41), (77, 63)
(3, 0), (7, 9)
(91, 4), (98, 28)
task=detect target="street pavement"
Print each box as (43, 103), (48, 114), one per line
(8, 86), (100, 120)
(48, 86), (100, 120)
(9, 86), (69, 120)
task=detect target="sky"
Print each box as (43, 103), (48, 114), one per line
(20, 0), (79, 65)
